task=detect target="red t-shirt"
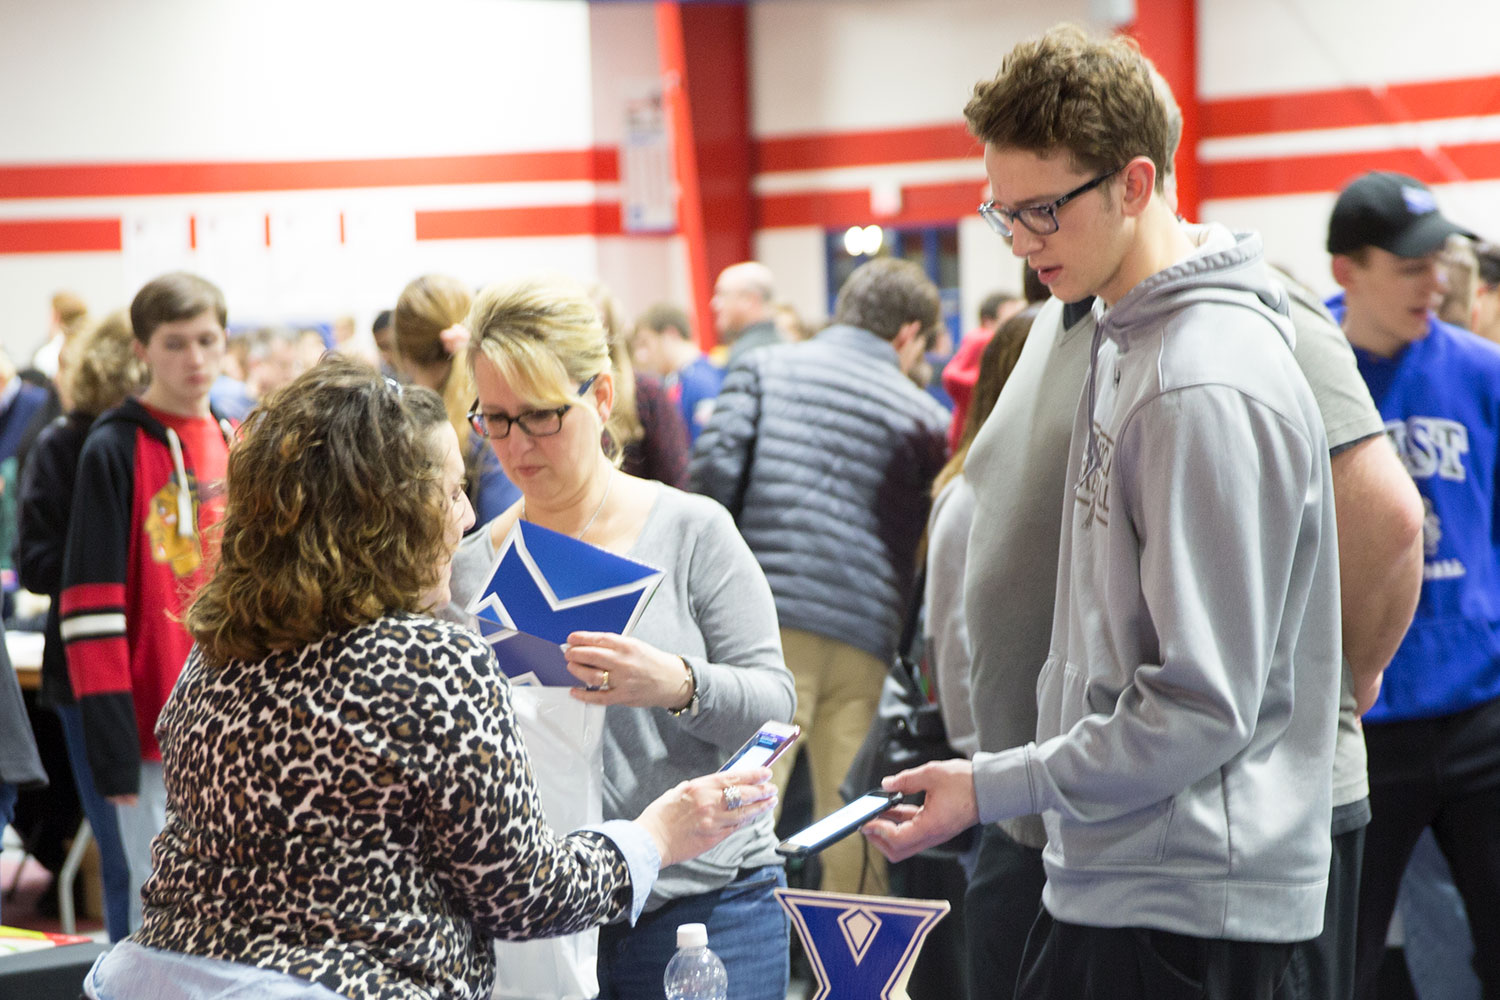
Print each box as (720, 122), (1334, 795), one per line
(142, 404), (229, 534)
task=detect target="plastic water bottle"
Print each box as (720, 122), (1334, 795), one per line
(664, 922), (728, 1000)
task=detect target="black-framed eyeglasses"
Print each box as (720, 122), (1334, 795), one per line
(977, 167), (1122, 239)
(467, 374), (598, 440)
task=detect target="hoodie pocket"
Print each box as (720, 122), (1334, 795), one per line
(1034, 656), (1086, 739)
(1038, 656), (1178, 867)
(1048, 795), (1178, 868)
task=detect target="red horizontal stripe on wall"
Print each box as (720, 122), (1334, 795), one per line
(0, 217), (121, 254)
(1203, 74), (1500, 138)
(757, 179), (985, 230)
(415, 202), (624, 240)
(1202, 141), (1500, 200)
(0, 149), (620, 200)
(757, 123), (979, 173)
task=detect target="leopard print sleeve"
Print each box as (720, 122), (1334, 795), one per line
(405, 621), (634, 940)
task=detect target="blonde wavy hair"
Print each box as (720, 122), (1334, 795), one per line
(465, 276), (627, 463)
(393, 273), (476, 449)
(186, 356), (450, 665)
(588, 284), (644, 449)
(63, 310), (147, 417)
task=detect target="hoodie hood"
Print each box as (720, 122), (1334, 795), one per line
(1102, 224), (1293, 351)
(1076, 224), (1293, 487)
(93, 396), (233, 442)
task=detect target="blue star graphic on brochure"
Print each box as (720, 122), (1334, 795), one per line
(467, 519), (664, 687)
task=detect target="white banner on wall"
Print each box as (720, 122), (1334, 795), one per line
(620, 91), (677, 233)
(121, 210), (194, 298)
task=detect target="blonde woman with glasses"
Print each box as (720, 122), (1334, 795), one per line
(451, 276), (795, 1000)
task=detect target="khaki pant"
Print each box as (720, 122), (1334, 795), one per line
(771, 627), (889, 896)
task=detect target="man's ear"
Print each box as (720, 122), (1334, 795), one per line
(1119, 157), (1157, 219)
(1331, 253), (1356, 291)
(892, 320), (927, 374)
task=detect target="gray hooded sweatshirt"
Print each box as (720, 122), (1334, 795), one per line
(971, 225), (1341, 943)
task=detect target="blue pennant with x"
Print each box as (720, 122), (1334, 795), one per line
(775, 889), (948, 1000)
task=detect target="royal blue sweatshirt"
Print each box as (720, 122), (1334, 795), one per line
(1330, 294), (1500, 723)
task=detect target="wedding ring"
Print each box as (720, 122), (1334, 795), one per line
(722, 785), (743, 810)
(598, 670), (610, 690)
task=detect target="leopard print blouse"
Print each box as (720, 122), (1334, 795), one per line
(132, 614), (632, 999)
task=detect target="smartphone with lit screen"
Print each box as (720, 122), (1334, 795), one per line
(720, 721), (800, 773)
(775, 790), (906, 857)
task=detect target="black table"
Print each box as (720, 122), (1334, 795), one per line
(0, 941), (107, 999)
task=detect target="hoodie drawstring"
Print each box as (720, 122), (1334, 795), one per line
(166, 427), (194, 539)
(1075, 318), (1107, 491)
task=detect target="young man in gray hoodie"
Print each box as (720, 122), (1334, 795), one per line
(864, 26), (1343, 998)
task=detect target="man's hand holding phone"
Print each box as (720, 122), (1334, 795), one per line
(775, 790), (906, 858)
(860, 759), (980, 863)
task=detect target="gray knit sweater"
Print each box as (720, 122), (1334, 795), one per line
(449, 484), (794, 909)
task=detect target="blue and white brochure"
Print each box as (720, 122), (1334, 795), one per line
(466, 519), (664, 687)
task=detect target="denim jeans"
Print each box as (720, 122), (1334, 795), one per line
(84, 940), (344, 999)
(115, 760), (167, 931)
(597, 864), (789, 1000)
(56, 702), (135, 940)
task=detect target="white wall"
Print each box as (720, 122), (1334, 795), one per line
(587, 1), (690, 323)
(753, 226), (827, 327)
(1198, 0), (1499, 98)
(1197, 0), (1500, 296)
(750, 0), (1096, 137)
(744, 0), (1500, 318)
(747, 0), (1098, 326)
(8, 0), (1500, 366)
(0, 0), (594, 161)
(0, 0), (659, 361)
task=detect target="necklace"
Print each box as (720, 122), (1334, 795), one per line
(522, 466), (616, 541)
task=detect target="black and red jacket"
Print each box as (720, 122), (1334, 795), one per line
(59, 398), (232, 798)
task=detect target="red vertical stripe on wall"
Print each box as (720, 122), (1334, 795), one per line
(1122, 0), (1200, 222)
(680, 4), (752, 335)
(656, 2), (751, 352)
(656, 4), (711, 350)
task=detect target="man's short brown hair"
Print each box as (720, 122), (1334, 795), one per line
(833, 257), (940, 345)
(964, 24), (1171, 192)
(129, 271), (227, 345)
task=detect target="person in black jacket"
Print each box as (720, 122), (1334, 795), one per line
(0, 618), (47, 929)
(17, 310), (145, 939)
(690, 256), (949, 895)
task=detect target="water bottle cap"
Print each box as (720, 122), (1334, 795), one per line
(676, 922), (708, 949)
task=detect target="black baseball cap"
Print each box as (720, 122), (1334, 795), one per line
(1326, 172), (1474, 257)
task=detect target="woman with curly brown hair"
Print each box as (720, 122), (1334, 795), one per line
(81, 355), (774, 1000)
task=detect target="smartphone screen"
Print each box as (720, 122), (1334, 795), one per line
(721, 723), (799, 773)
(777, 791), (903, 855)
